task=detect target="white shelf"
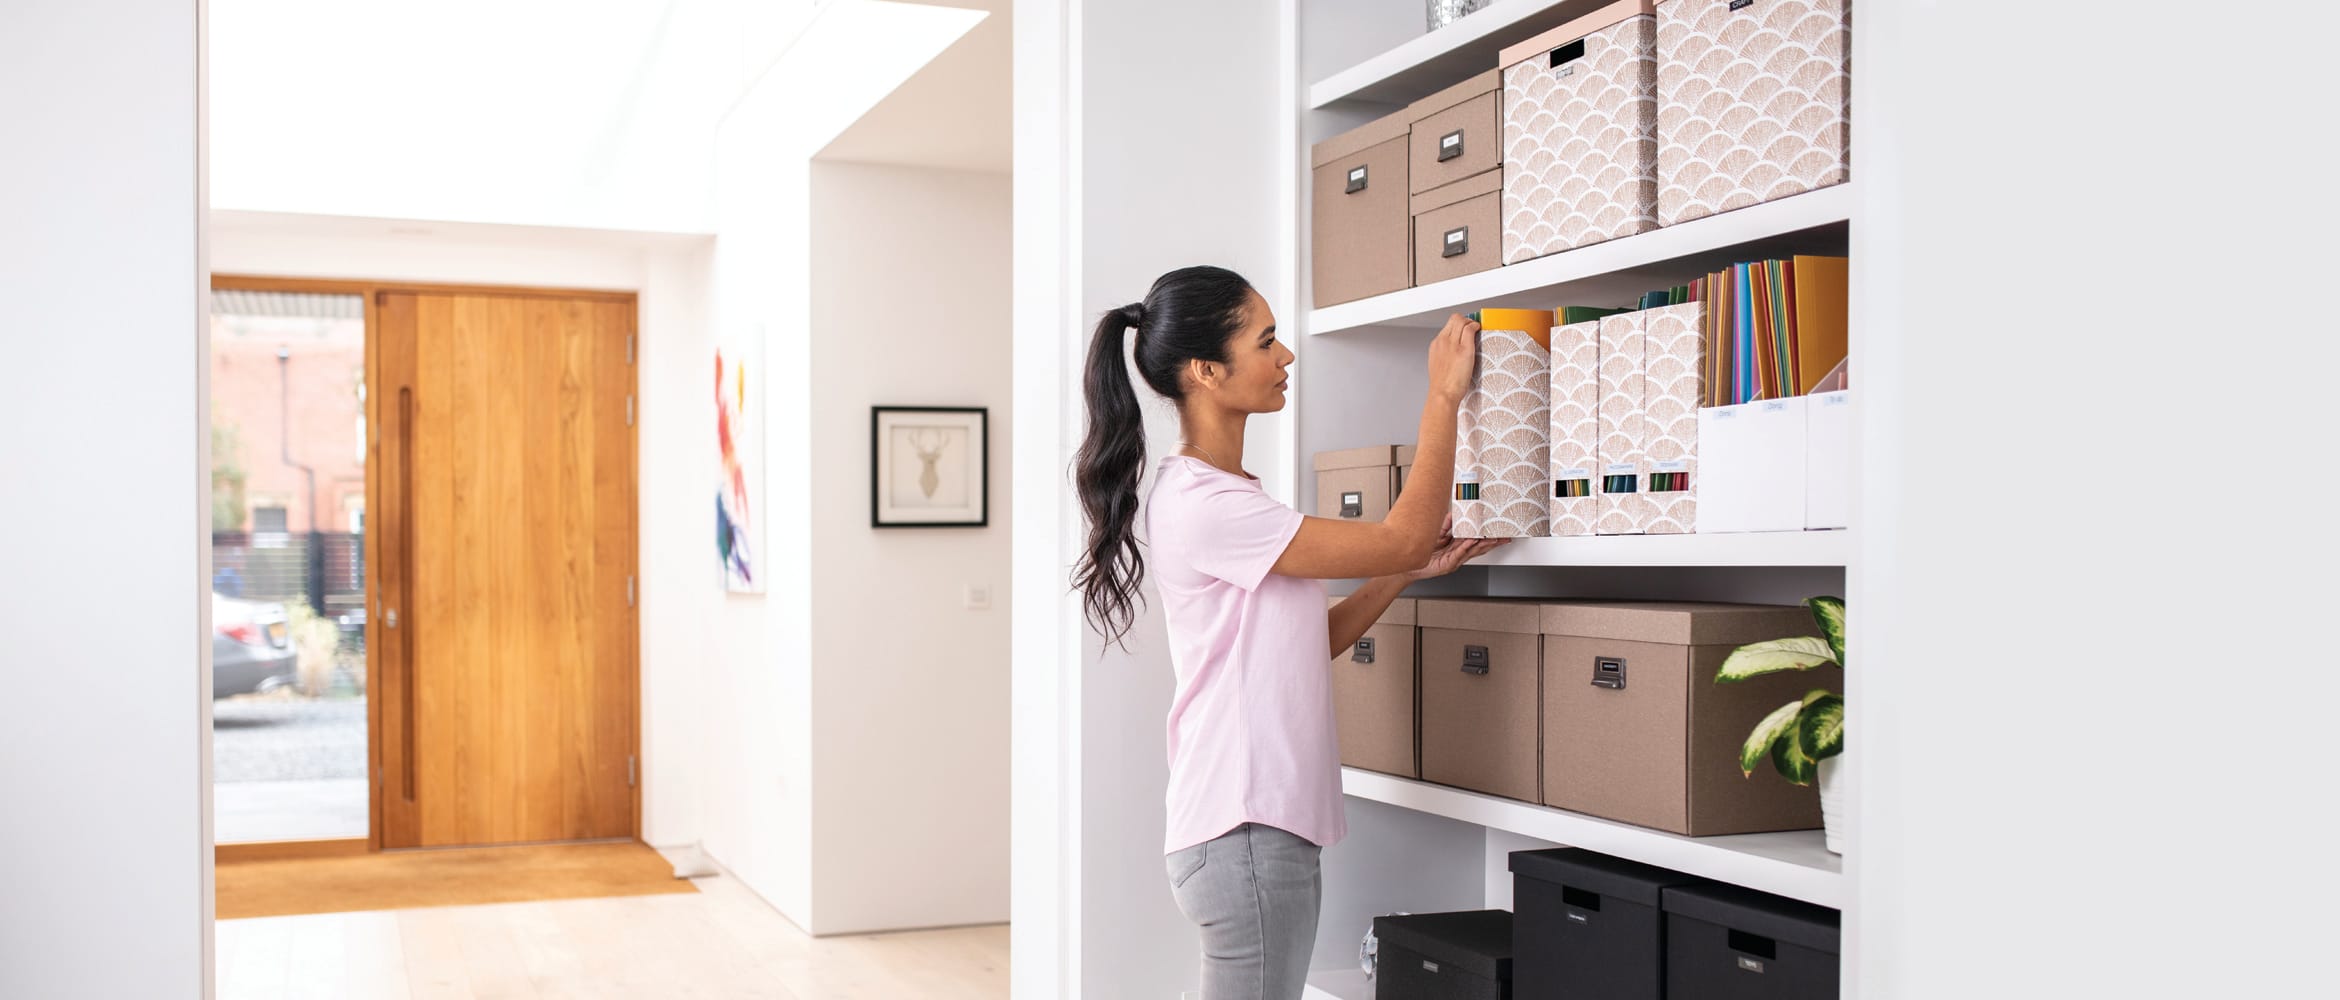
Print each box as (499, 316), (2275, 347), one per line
(1308, 184), (1855, 336)
(1474, 530), (1850, 568)
(1304, 969), (1372, 1000)
(1309, 0), (1601, 109)
(1343, 767), (1844, 909)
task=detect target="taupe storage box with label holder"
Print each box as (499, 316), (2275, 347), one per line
(1661, 883), (1840, 999)
(1315, 445), (1410, 522)
(1408, 70), (1504, 195)
(1420, 599), (1546, 802)
(1328, 596), (1419, 778)
(1414, 169), (1506, 286)
(1501, 0), (1660, 263)
(1313, 112), (1413, 307)
(1656, 0), (1851, 226)
(1540, 602), (1829, 835)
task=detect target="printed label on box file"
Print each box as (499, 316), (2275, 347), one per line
(1761, 399), (1791, 413)
(1821, 393), (1851, 407)
(1654, 460), (1688, 473)
(1606, 463), (1639, 475)
(1737, 956), (1766, 973)
(1710, 407), (1738, 421)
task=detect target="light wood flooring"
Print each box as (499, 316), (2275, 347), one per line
(215, 864), (1008, 999)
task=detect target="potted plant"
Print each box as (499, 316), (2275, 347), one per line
(1716, 596), (1848, 854)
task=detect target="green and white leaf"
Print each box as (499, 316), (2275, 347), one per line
(1771, 718), (1819, 785)
(1715, 636), (1837, 684)
(1797, 692), (1845, 761)
(1740, 699), (1806, 777)
(1807, 596), (1848, 669)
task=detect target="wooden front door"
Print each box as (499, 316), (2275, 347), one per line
(372, 289), (638, 847)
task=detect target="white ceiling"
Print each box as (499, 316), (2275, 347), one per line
(817, 0), (1010, 172)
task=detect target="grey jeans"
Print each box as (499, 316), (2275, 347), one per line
(1165, 823), (1324, 1000)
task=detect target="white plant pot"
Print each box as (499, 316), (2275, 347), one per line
(1816, 756), (1847, 855)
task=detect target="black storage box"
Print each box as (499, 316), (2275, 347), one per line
(1510, 848), (1706, 1000)
(1661, 883), (1841, 1000)
(1375, 910), (1515, 1000)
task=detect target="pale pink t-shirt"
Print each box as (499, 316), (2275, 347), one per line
(1147, 455), (1345, 854)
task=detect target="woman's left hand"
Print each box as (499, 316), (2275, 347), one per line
(1406, 517), (1509, 580)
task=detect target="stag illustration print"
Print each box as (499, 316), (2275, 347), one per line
(907, 427), (950, 499)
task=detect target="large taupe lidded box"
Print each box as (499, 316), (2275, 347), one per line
(1407, 70), (1503, 195)
(1655, 0), (1850, 226)
(1328, 596), (1419, 779)
(1419, 599), (1547, 802)
(1315, 445), (1410, 522)
(1413, 169), (1505, 286)
(1500, 0), (1660, 263)
(1540, 602), (1832, 835)
(1312, 113), (1413, 307)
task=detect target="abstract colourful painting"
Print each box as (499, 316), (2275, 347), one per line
(715, 341), (762, 593)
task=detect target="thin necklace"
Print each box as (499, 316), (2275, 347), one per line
(1178, 442), (1222, 468)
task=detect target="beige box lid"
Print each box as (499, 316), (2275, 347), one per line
(1420, 598), (1548, 635)
(1405, 69), (1502, 124)
(1311, 112), (1411, 169)
(1329, 595), (1418, 627)
(1541, 601), (1816, 647)
(1314, 444), (1409, 472)
(1396, 445), (1418, 467)
(1411, 167), (1504, 215)
(1499, 0), (1656, 69)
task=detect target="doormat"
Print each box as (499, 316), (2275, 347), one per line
(216, 841), (698, 920)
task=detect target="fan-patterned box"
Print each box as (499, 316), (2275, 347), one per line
(1454, 309), (1556, 539)
(1655, 0), (1850, 227)
(1500, 0), (1659, 264)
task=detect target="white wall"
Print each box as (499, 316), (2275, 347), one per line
(1854, 3), (2335, 998)
(208, 215), (720, 852)
(0, 1), (208, 997)
(805, 161), (1013, 934)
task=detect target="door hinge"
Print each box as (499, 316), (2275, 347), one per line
(625, 395), (635, 426)
(626, 334), (635, 366)
(628, 755), (637, 787)
(626, 575), (636, 607)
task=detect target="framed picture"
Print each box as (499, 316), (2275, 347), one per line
(871, 406), (989, 528)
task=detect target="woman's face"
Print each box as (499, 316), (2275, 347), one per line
(1209, 288), (1293, 414)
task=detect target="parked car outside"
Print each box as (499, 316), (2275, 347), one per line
(213, 592), (297, 698)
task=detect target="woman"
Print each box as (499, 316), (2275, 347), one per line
(1073, 264), (1502, 999)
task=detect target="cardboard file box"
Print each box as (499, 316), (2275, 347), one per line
(1313, 112), (1413, 306)
(1408, 71), (1504, 196)
(1696, 397), (1809, 533)
(1414, 170), (1506, 286)
(1640, 302), (1705, 534)
(1420, 600), (1546, 802)
(1656, 0), (1851, 226)
(1540, 602), (1828, 835)
(1315, 445), (1411, 522)
(1374, 910), (1515, 1000)
(1804, 390), (1850, 529)
(1500, 0), (1659, 263)
(1454, 309), (1555, 539)
(1511, 848), (1706, 1000)
(1593, 310), (1651, 534)
(1548, 317), (1602, 536)
(1328, 596), (1419, 779)
(1662, 883), (1840, 1000)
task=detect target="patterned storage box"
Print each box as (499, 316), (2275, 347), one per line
(1640, 302), (1705, 533)
(1454, 308), (1555, 538)
(1593, 310), (1651, 534)
(1501, 0), (1659, 264)
(1656, 0), (1850, 226)
(1547, 318), (1602, 536)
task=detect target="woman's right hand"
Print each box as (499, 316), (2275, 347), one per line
(1427, 313), (1479, 405)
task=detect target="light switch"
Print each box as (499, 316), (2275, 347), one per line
(965, 585), (992, 611)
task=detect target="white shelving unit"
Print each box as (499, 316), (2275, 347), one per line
(1311, 184), (1854, 336)
(1344, 769), (1845, 908)
(1288, 0), (1861, 993)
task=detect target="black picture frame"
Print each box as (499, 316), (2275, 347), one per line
(870, 406), (990, 528)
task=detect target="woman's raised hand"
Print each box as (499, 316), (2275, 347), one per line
(1426, 313), (1479, 406)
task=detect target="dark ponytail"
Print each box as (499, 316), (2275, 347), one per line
(1073, 265), (1256, 648)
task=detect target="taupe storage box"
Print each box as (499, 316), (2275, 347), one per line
(1408, 71), (1503, 195)
(1315, 445), (1410, 521)
(1313, 112), (1413, 306)
(1655, 0), (1850, 226)
(1328, 596), (1418, 778)
(1540, 602), (1831, 835)
(1414, 169), (1505, 286)
(1501, 0), (1660, 263)
(1420, 600), (1546, 802)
